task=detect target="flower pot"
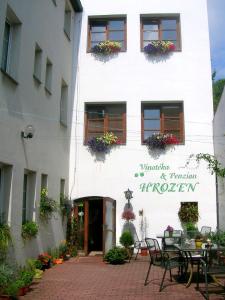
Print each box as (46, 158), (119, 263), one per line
(141, 247), (148, 256)
(17, 287), (26, 296)
(195, 240), (203, 249)
(53, 258), (63, 265)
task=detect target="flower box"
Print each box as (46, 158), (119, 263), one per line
(144, 41), (176, 55)
(92, 40), (121, 55)
(145, 133), (179, 151)
(87, 132), (121, 154)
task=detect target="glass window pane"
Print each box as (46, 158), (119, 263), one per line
(91, 23), (106, 32)
(91, 32), (106, 42)
(108, 20), (124, 30)
(144, 31), (159, 40)
(108, 31), (124, 41)
(144, 109), (160, 118)
(143, 41), (150, 47)
(161, 19), (177, 30)
(143, 23), (159, 31)
(162, 31), (177, 40)
(144, 120), (160, 130)
(163, 106), (180, 116)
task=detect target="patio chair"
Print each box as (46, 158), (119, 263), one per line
(200, 226), (211, 236)
(129, 229), (145, 262)
(144, 237), (187, 291)
(198, 247), (225, 299)
(163, 230), (183, 250)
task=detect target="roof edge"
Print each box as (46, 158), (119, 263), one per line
(70, 0), (83, 12)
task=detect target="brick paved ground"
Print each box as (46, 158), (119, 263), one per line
(21, 256), (225, 300)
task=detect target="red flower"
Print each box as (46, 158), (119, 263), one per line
(169, 44), (176, 51)
(122, 209), (135, 221)
(165, 135), (179, 145)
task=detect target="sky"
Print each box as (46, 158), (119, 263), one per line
(207, 0), (225, 80)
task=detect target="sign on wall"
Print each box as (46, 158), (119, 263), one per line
(134, 163), (199, 194)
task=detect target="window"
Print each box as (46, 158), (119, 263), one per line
(1, 6), (22, 82)
(85, 103), (126, 143)
(22, 170), (36, 223)
(64, 1), (71, 39)
(33, 43), (42, 83)
(88, 17), (126, 51)
(52, 0), (57, 6)
(41, 174), (48, 190)
(0, 163), (12, 224)
(60, 179), (65, 196)
(60, 80), (68, 127)
(142, 102), (184, 143)
(45, 58), (53, 94)
(141, 16), (181, 50)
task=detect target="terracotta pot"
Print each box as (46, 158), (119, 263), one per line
(53, 258), (63, 264)
(18, 287), (26, 296)
(141, 247), (148, 256)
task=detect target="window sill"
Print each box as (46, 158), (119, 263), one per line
(87, 49), (127, 54)
(45, 86), (52, 95)
(1, 68), (18, 85)
(33, 74), (42, 84)
(64, 30), (71, 42)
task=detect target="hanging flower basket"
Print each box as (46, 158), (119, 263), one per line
(122, 209), (136, 222)
(144, 41), (176, 55)
(92, 40), (121, 55)
(87, 132), (121, 154)
(145, 133), (179, 151)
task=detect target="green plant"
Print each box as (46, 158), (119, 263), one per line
(18, 268), (34, 286)
(209, 231), (225, 246)
(26, 258), (42, 271)
(4, 279), (24, 297)
(119, 231), (134, 248)
(69, 245), (77, 257)
(21, 221), (38, 240)
(48, 247), (60, 260)
(39, 188), (58, 220)
(104, 247), (127, 265)
(58, 241), (68, 258)
(185, 222), (199, 239)
(178, 202), (199, 224)
(0, 263), (16, 292)
(0, 223), (11, 261)
(60, 194), (71, 218)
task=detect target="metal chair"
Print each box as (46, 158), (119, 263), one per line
(163, 230), (183, 250)
(199, 247), (225, 299)
(144, 237), (187, 291)
(200, 226), (212, 236)
(128, 228), (145, 262)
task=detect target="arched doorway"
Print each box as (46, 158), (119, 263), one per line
(73, 197), (116, 255)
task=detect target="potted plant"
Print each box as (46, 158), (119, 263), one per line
(21, 221), (38, 240)
(92, 40), (121, 55)
(166, 225), (174, 237)
(38, 252), (52, 270)
(145, 133), (179, 151)
(104, 247), (127, 264)
(0, 263), (16, 297)
(119, 231), (134, 258)
(39, 188), (58, 221)
(87, 132), (121, 154)
(143, 41), (176, 55)
(178, 202), (199, 228)
(121, 209), (136, 222)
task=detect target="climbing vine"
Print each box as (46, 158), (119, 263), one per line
(187, 153), (225, 178)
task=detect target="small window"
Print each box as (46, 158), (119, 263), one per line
(85, 103), (126, 143)
(60, 179), (65, 196)
(22, 170), (36, 224)
(64, 1), (71, 40)
(0, 163), (12, 224)
(60, 80), (68, 127)
(88, 17), (126, 51)
(33, 43), (42, 83)
(1, 5), (22, 83)
(142, 102), (184, 143)
(41, 174), (48, 190)
(45, 58), (53, 94)
(140, 16), (181, 50)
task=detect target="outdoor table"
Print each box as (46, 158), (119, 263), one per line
(175, 243), (225, 288)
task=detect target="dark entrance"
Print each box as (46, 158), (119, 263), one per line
(88, 198), (103, 252)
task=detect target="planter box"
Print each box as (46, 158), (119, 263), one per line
(140, 247), (148, 256)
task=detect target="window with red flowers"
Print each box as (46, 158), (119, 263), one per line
(140, 16), (181, 50)
(85, 103), (126, 144)
(141, 102), (184, 144)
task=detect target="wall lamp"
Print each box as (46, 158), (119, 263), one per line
(21, 125), (35, 139)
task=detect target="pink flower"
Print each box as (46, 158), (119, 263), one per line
(166, 225), (174, 232)
(122, 209), (135, 221)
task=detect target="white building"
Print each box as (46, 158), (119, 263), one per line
(0, 0), (82, 263)
(69, 0), (217, 254)
(214, 87), (225, 230)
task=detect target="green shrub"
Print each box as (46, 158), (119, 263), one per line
(119, 231), (134, 248)
(19, 268), (34, 286)
(39, 188), (58, 221)
(104, 247), (126, 264)
(0, 223), (11, 259)
(0, 263), (16, 290)
(21, 221), (38, 240)
(209, 231), (225, 246)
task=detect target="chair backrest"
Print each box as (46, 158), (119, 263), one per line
(200, 226), (211, 235)
(163, 230), (182, 248)
(145, 238), (162, 266)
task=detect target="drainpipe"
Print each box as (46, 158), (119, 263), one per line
(216, 175), (219, 231)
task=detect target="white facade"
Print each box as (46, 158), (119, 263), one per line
(214, 87), (225, 230)
(0, 0), (82, 263)
(70, 0), (217, 246)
